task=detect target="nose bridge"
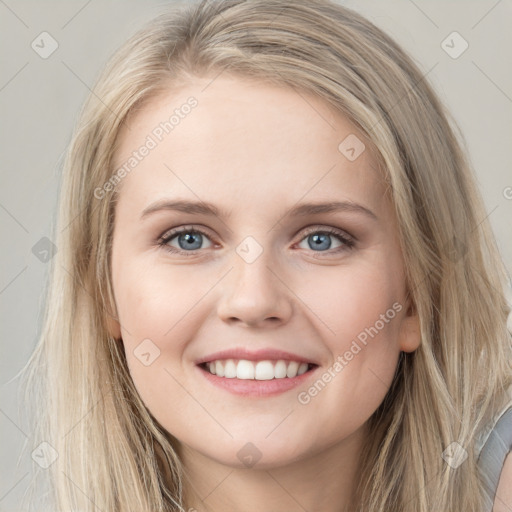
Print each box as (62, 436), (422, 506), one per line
(216, 234), (293, 325)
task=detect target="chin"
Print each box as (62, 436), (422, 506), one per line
(202, 438), (310, 470)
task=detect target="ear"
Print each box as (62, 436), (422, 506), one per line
(106, 309), (122, 340)
(398, 303), (421, 353)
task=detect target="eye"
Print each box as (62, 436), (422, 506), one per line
(157, 225), (355, 256)
(295, 226), (355, 255)
(158, 226), (213, 255)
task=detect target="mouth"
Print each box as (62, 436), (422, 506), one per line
(196, 359), (319, 397)
(198, 359), (318, 379)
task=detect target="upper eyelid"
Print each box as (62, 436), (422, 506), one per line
(159, 224), (215, 241)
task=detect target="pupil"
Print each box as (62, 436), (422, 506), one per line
(180, 232), (201, 250)
(310, 233), (331, 250)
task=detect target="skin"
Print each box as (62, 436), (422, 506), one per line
(494, 454), (512, 512)
(108, 74), (421, 511)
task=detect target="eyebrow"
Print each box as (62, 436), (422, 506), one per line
(140, 199), (378, 221)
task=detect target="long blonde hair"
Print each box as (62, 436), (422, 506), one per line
(18, 0), (512, 510)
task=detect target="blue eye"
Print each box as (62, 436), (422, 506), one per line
(159, 227), (213, 254)
(157, 225), (355, 256)
(297, 227), (354, 253)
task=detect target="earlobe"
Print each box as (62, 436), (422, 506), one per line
(106, 312), (122, 340)
(398, 307), (421, 353)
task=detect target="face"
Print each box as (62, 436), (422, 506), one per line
(108, 74), (420, 470)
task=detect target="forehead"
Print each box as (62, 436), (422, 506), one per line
(112, 75), (389, 219)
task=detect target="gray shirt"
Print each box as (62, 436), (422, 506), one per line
(476, 385), (512, 511)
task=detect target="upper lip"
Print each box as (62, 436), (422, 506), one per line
(195, 348), (319, 366)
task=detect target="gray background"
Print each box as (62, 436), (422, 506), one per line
(1, 0), (511, 509)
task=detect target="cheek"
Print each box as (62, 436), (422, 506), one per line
(112, 266), (195, 422)
(298, 314), (401, 445)
(294, 258), (403, 418)
(295, 255), (404, 349)
(112, 259), (214, 396)
(113, 257), (205, 341)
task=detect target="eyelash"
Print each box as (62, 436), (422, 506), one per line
(157, 225), (356, 257)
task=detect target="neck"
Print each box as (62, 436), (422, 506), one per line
(177, 424), (367, 512)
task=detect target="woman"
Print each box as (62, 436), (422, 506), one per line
(19, 0), (512, 510)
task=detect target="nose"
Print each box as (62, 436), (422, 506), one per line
(216, 250), (294, 328)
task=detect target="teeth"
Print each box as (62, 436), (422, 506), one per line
(255, 361), (274, 380)
(224, 359), (237, 378)
(297, 363), (308, 375)
(215, 360), (225, 377)
(274, 360), (287, 379)
(286, 361), (299, 378)
(237, 360), (255, 379)
(204, 359), (311, 380)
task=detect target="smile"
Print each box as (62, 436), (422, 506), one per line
(196, 359), (319, 397)
(200, 359), (315, 380)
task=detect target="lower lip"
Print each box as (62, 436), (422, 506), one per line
(196, 363), (319, 397)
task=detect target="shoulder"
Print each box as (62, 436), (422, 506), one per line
(493, 452), (512, 512)
(476, 386), (512, 511)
